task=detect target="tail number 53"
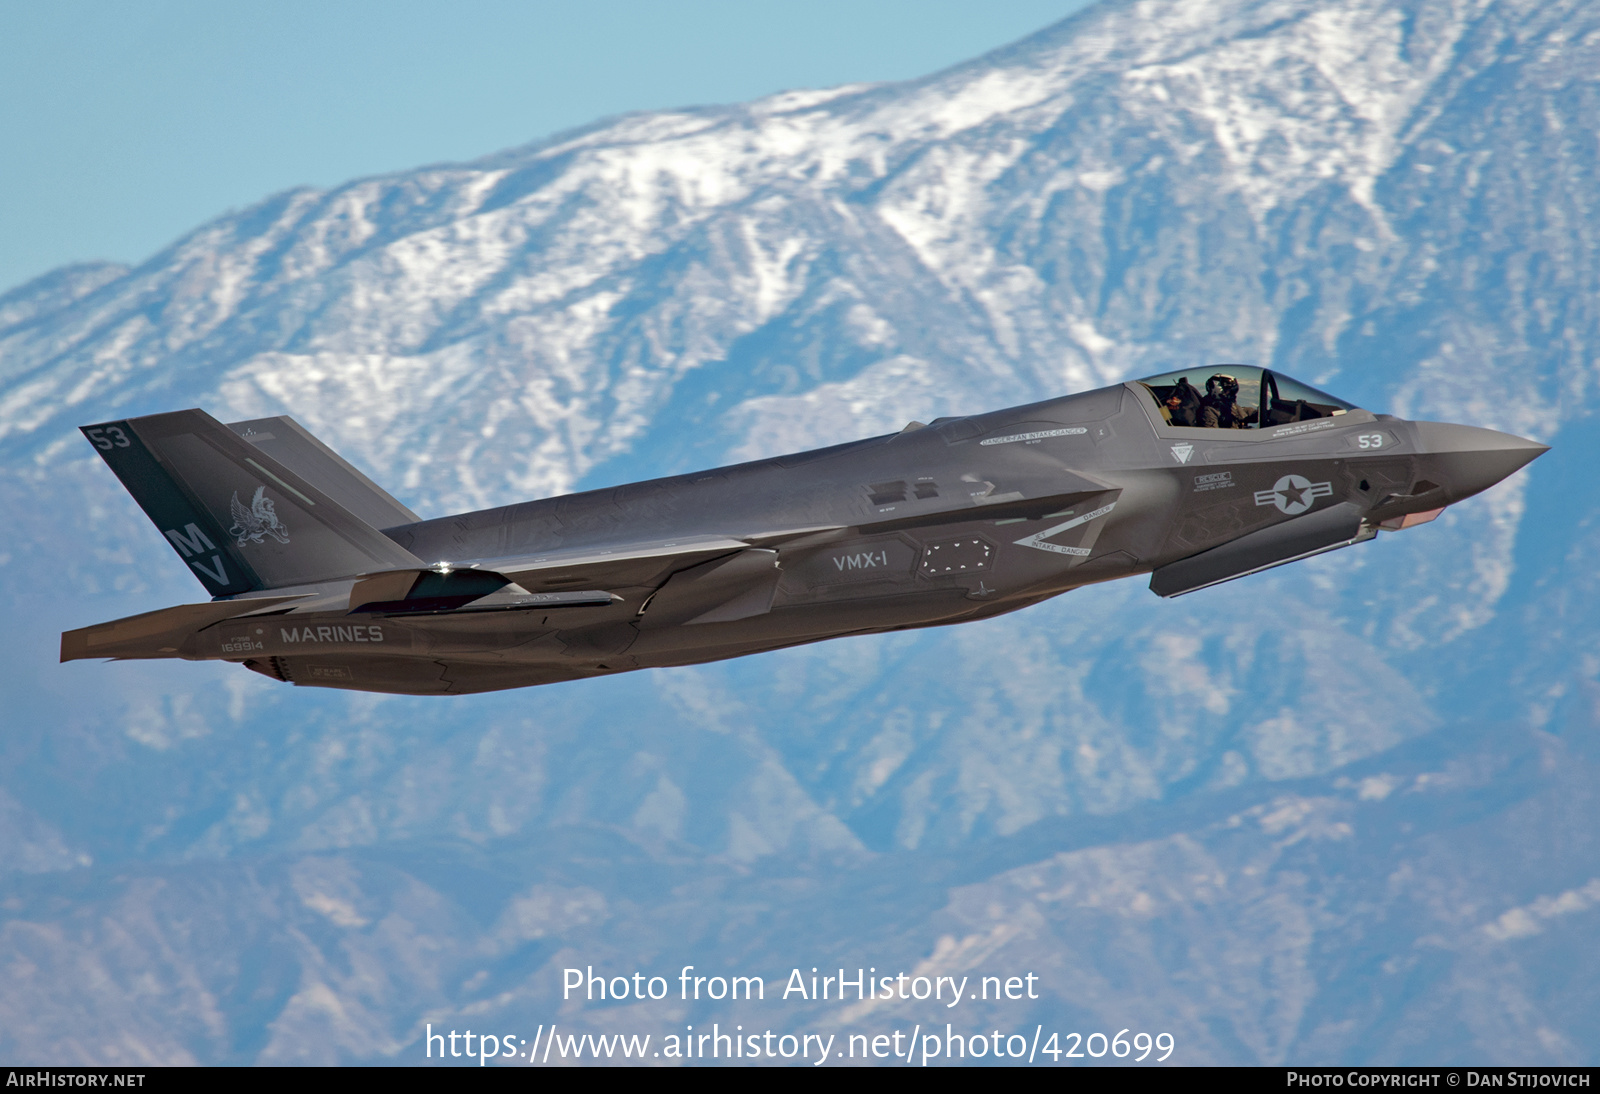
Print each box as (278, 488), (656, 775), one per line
(85, 426), (132, 450)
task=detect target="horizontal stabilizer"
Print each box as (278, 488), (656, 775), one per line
(1150, 502), (1370, 598)
(61, 595), (309, 662)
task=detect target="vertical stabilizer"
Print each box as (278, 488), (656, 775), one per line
(226, 416), (420, 530)
(81, 411), (423, 596)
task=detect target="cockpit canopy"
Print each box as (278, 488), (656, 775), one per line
(1136, 365), (1358, 429)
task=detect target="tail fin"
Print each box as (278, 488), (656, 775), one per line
(80, 410), (423, 596)
(225, 416), (420, 530)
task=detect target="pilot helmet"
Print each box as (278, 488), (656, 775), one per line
(1206, 373), (1239, 399)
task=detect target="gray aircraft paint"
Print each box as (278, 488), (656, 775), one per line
(62, 372), (1546, 696)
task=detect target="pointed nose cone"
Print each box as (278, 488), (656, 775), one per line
(1411, 422), (1549, 503)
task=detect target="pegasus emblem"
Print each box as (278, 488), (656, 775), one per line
(228, 486), (290, 546)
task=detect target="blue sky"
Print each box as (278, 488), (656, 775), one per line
(0, 0), (1090, 295)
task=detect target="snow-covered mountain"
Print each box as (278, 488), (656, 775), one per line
(2, 0), (1598, 1064)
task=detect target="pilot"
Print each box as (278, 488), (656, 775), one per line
(1164, 378), (1202, 427)
(1200, 374), (1250, 428)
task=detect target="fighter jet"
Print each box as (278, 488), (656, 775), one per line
(62, 365), (1546, 695)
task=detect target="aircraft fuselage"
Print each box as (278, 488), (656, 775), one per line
(64, 371), (1546, 695)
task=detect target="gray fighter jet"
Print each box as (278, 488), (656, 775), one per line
(62, 366), (1546, 695)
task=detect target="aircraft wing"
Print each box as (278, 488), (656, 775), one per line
(463, 535), (758, 593)
(342, 531), (852, 614)
(462, 493), (1126, 594)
